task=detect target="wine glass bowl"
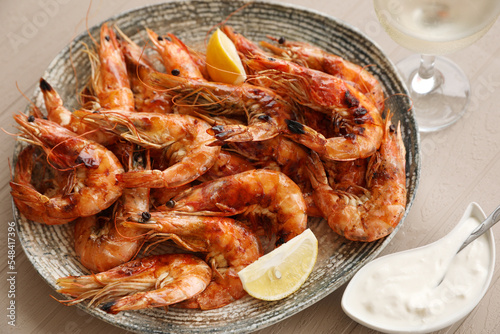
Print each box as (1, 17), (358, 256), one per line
(374, 0), (500, 132)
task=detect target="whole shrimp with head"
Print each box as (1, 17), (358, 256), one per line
(124, 214), (261, 309)
(10, 115), (124, 225)
(37, 23), (135, 146)
(221, 26), (384, 161)
(74, 143), (151, 272)
(57, 253), (212, 314)
(142, 64), (296, 143)
(306, 116), (406, 241)
(74, 109), (220, 188)
(90, 22), (135, 111)
(261, 36), (385, 112)
(159, 169), (308, 246)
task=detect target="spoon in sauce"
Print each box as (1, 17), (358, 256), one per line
(434, 204), (500, 286)
(342, 202), (496, 334)
(456, 204), (500, 253)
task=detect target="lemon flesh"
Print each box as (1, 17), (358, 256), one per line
(238, 229), (318, 301)
(206, 28), (247, 85)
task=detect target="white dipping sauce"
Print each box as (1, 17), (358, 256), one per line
(342, 205), (494, 333)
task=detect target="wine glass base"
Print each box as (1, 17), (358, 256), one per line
(397, 54), (470, 133)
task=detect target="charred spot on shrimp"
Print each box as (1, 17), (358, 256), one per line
(344, 90), (360, 108)
(286, 119), (306, 134)
(39, 78), (52, 92)
(344, 133), (356, 140)
(100, 300), (116, 313)
(75, 149), (101, 169)
(353, 107), (367, 117)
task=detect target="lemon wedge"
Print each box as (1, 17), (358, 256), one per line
(206, 28), (246, 85)
(238, 229), (318, 301)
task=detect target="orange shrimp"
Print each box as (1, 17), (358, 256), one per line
(39, 79), (117, 146)
(91, 23), (134, 111)
(57, 254), (212, 314)
(197, 150), (255, 182)
(73, 109), (221, 188)
(117, 27), (175, 114)
(11, 145), (74, 225)
(10, 115), (123, 224)
(261, 37), (385, 111)
(222, 26), (384, 161)
(147, 28), (205, 79)
(306, 117), (406, 241)
(143, 67), (296, 143)
(125, 214), (261, 309)
(159, 169), (307, 245)
(74, 144), (150, 272)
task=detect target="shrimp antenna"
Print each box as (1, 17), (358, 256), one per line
(204, 1), (253, 47)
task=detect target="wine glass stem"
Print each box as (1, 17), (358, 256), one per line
(411, 54), (441, 94)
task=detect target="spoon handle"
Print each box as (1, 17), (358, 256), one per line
(457, 204), (500, 253)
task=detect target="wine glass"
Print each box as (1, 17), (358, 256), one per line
(373, 0), (500, 132)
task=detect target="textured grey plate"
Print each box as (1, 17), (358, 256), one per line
(13, 1), (420, 333)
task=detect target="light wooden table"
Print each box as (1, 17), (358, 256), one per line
(1, 0), (499, 333)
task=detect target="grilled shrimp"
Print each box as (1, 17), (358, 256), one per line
(12, 145), (73, 225)
(117, 29), (174, 114)
(222, 26), (384, 161)
(125, 214), (261, 309)
(39, 79), (117, 146)
(228, 137), (319, 216)
(197, 150), (255, 182)
(147, 29), (205, 79)
(74, 109), (220, 188)
(160, 169), (307, 245)
(91, 23), (134, 111)
(306, 117), (406, 241)
(57, 254), (212, 314)
(261, 37), (385, 111)
(143, 67), (296, 143)
(74, 144), (150, 272)
(10, 115), (123, 225)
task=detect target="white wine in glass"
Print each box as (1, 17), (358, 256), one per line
(374, 0), (500, 132)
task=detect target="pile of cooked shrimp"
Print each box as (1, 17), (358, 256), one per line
(10, 22), (406, 314)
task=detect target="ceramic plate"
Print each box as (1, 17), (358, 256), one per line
(12, 1), (420, 333)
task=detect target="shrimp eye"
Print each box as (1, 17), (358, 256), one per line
(258, 114), (271, 121)
(278, 36), (286, 44)
(104, 35), (110, 42)
(171, 69), (180, 76)
(166, 200), (176, 208)
(27, 115), (35, 122)
(389, 124), (396, 133)
(157, 36), (164, 41)
(141, 211), (151, 221)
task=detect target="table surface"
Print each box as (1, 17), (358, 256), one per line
(1, 0), (500, 333)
